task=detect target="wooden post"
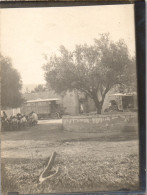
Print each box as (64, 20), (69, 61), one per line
(39, 152), (59, 183)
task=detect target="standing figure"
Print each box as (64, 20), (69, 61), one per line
(80, 103), (84, 114)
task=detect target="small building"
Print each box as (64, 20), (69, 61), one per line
(21, 90), (98, 116)
(22, 90), (80, 115)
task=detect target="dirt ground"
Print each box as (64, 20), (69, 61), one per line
(1, 119), (139, 194)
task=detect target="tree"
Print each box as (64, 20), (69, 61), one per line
(43, 34), (136, 114)
(1, 54), (24, 109)
(31, 84), (46, 93)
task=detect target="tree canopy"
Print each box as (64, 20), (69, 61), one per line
(31, 84), (46, 93)
(43, 34), (136, 114)
(1, 54), (24, 109)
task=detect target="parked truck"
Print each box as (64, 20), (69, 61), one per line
(104, 93), (138, 113)
(21, 98), (64, 119)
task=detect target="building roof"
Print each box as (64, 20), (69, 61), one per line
(23, 91), (61, 101)
(111, 92), (137, 96)
(25, 98), (60, 103)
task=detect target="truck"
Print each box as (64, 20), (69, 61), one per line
(104, 93), (138, 113)
(21, 98), (64, 119)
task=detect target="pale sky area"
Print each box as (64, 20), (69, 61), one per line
(1, 4), (135, 85)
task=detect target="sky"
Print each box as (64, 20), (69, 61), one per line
(1, 4), (136, 85)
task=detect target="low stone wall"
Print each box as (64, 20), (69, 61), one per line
(62, 113), (138, 134)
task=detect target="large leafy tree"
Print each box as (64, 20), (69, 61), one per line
(1, 54), (24, 109)
(43, 34), (136, 114)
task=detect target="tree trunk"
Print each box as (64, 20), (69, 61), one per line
(96, 103), (103, 114)
(96, 106), (102, 114)
(92, 95), (103, 114)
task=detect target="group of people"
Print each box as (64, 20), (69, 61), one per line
(1, 111), (38, 131)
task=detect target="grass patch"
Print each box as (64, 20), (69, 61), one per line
(1, 163), (18, 195)
(2, 151), (139, 194)
(1, 121), (139, 194)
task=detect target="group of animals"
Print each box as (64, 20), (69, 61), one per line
(1, 111), (38, 131)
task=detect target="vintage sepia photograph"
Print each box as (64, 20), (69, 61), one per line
(1, 3), (140, 195)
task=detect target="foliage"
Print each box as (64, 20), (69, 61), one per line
(1, 54), (24, 109)
(43, 34), (136, 113)
(31, 84), (46, 93)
